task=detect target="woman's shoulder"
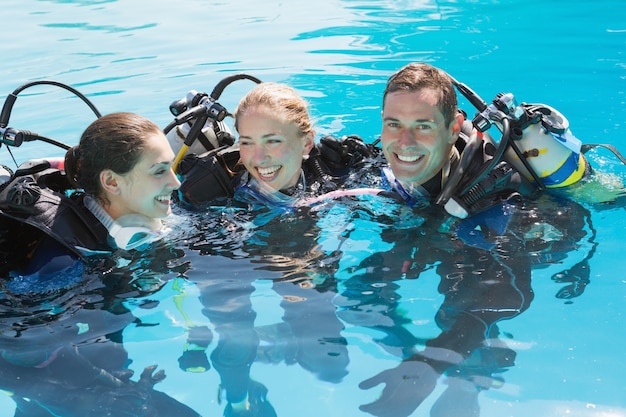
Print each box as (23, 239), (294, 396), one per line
(0, 164), (110, 259)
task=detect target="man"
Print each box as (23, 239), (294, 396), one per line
(348, 62), (598, 417)
(379, 62), (466, 208)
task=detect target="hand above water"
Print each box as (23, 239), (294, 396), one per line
(359, 359), (439, 417)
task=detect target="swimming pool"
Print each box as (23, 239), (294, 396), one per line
(1, 0), (625, 416)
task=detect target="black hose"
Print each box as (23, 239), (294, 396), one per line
(582, 144), (626, 165)
(3, 80), (102, 123)
(210, 74), (262, 100)
(459, 117), (512, 195)
(0, 80), (102, 152)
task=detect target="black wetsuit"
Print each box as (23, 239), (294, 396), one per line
(0, 164), (109, 275)
(175, 141), (357, 209)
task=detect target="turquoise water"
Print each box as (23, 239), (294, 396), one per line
(1, 1), (626, 416)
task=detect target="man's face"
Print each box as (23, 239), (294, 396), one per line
(381, 89), (459, 185)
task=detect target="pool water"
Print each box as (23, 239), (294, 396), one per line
(1, 1), (626, 416)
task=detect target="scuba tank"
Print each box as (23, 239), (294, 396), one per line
(163, 74), (263, 207)
(163, 73), (262, 172)
(438, 78), (625, 219)
(166, 89), (235, 157)
(503, 103), (586, 188)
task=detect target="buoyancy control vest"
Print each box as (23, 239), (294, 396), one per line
(175, 145), (243, 207)
(175, 135), (377, 209)
(0, 161), (110, 260)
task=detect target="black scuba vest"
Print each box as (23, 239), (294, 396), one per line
(444, 119), (494, 193)
(0, 164), (111, 259)
(176, 143), (347, 208)
(176, 145), (242, 208)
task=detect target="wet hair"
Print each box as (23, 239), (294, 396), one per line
(64, 112), (162, 198)
(233, 82), (314, 137)
(382, 62), (458, 126)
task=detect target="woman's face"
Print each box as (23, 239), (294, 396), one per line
(103, 131), (181, 220)
(237, 106), (314, 192)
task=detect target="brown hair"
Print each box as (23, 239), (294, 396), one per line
(383, 62), (458, 126)
(65, 112), (162, 197)
(234, 82), (313, 137)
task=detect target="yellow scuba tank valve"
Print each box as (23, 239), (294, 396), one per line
(166, 90), (230, 161)
(164, 74), (262, 173)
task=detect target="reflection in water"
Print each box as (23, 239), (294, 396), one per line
(0, 174), (611, 416)
(0, 244), (202, 417)
(325, 193), (595, 416)
(181, 206), (350, 416)
(166, 189), (598, 416)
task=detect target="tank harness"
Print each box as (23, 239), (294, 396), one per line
(0, 161), (110, 259)
(174, 135), (376, 209)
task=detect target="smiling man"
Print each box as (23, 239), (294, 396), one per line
(380, 63), (465, 206)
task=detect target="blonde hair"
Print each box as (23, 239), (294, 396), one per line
(234, 82), (313, 137)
